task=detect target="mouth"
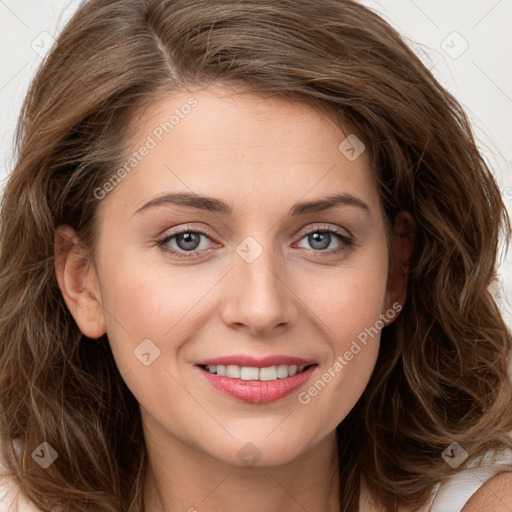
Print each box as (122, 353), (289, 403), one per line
(195, 363), (319, 404)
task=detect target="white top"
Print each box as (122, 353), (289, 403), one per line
(1, 448), (512, 511)
(427, 446), (512, 511)
(429, 462), (512, 511)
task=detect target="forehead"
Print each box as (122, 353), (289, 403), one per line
(97, 83), (381, 221)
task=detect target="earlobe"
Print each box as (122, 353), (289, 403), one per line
(384, 211), (415, 324)
(54, 225), (106, 339)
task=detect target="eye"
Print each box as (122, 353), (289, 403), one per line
(156, 226), (218, 259)
(293, 224), (354, 256)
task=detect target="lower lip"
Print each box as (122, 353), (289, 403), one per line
(196, 365), (318, 404)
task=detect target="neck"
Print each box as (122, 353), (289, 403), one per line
(143, 427), (341, 512)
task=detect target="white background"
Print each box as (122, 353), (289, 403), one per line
(0, 0), (511, 327)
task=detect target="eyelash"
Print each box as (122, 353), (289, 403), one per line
(156, 224), (354, 259)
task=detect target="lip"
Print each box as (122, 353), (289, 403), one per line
(196, 364), (318, 404)
(195, 355), (316, 367)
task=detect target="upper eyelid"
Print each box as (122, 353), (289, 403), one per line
(158, 224), (217, 242)
(295, 223), (353, 240)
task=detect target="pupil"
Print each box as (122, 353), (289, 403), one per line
(178, 232), (200, 251)
(310, 232), (330, 250)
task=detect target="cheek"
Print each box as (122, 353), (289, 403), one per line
(296, 274), (387, 433)
(96, 245), (221, 372)
(295, 242), (389, 421)
(311, 268), (388, 335)
(96, 257), (197, 410)
(307, 242), (390, 346)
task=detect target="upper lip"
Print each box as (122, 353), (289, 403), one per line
(196, 355), (317, 368)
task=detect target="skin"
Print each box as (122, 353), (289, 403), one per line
(55, 83), (415, 512)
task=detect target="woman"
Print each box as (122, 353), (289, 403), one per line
(0, 1), (511, 511)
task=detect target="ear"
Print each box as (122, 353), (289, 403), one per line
(54, 224), (106, 339)
(383, 211), (415, 325)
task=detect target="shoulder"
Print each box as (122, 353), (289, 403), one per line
(0, 472), (16, 511)
(429, 447), (512, 512)
(461, 470), (512, 512)
(0, 474), (41, 512)
(0, 443), (42, 512)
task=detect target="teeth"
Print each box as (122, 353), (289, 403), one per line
(259, 366), (277, 381)
(240, 367), (259, 380)
(226, 365), (241, 378)
(203, 363), (307, 381)
(276, 365), (288, 378)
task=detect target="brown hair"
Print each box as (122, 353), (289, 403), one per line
(1, 0), (511, 510)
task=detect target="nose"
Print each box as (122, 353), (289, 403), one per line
(220, 239), (300, 336)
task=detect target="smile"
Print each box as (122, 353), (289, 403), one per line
(196, 363), (318, 404)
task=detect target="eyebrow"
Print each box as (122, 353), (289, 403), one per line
(132, 192), (371, 217)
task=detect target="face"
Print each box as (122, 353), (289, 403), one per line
(57, 83), (407, 468)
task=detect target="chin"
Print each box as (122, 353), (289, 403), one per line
(205, 432), (317, 469)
